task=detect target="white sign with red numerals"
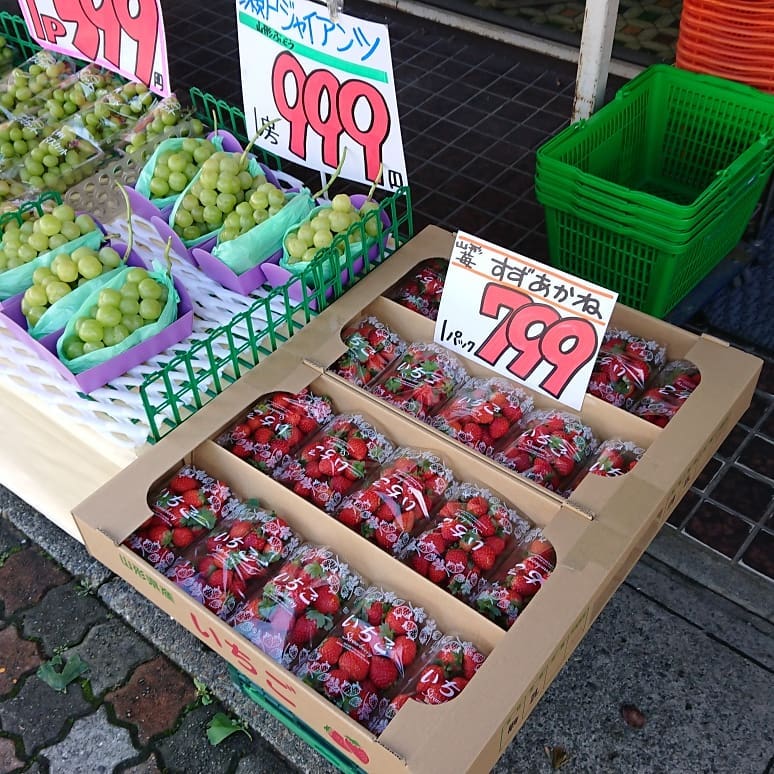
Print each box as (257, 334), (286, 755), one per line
(434, 232), (617, 410)
(235, 0), (407, 191)
(17, 0), (171, 96)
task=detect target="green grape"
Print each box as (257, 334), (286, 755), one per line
(95, 304), (122, 327)
(98, 246), (122, 269)
(82, 341), (105, 354)
(122, 314), (143, 332)
(23, 284), (47, 308)
(138, 277), (163, 300)
(139, 297), (162, 320)
(126, 267), (148, 285)
(64, 340), (85, 359)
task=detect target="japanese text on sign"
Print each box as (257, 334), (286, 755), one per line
(236, 0), (407, 191)
(434, 232), (617, 410)
(18, 0), (171, 96)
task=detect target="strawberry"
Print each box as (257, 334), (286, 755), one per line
(347, 437), (368, 461)
(391, 635), (417, 668)
(417, 664), (445, 692)
(390, 257), (448, 320)
(169, 473), (199, 493)
(317, 636), (344, 665)
(385, 605), (414, 635)
(472, 543), (496, 571)
(369, 655), (399, 689)
(340, 649), (370, 681)
(171, 527), (195, 548)
(333, 318), (406, 387)
(289, 615), (319, 646)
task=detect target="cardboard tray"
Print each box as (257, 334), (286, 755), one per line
(72, 226), (762, 773)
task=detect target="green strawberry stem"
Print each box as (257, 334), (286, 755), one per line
(313, 146), (348, 200)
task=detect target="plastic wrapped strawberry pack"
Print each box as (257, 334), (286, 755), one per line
(332, 316), (406, 388)
(388, 257), (448, 320)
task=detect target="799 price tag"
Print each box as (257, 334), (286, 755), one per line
(434, 232), (617, 410)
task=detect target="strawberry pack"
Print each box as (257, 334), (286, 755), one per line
(493, 410), (598, 492)
(164, 498), (301, 619)
(272, 413), (395, 512)
(632, 360), (701, 427)
(228, 543), (366, 670)
(388, 257), (447, 320)
(429, 377), (533, 456)
(401, 483), (530, 599)
(369, 342), (469, 421)
(217, 389), (334, 473)
(587, 328), (667, 409)
(370, 635), (487, 734)
(295, 587), (439, 727)
(470, 535), (556, 630)
(565, 439), (645, 493)
(125, 466), (231, 572)
(332, 317), (406, 388)
(334, 448), (454, 556)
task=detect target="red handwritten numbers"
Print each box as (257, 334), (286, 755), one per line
(22, 0), (160, 88)
(475, 283), (598, 399)
(272, 50), (389, 182)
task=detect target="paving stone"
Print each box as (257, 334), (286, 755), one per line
(236, 749), (299, 773)
(106, 655), (197, 745)
(0, 625), (41, 695)
(21, 581), (111, 656)
(0, 515), (28, 554)
(40, 705), (137, 774)
(155, 704), (255, 774)
(62, 619), (156, 696)
(118, 753), (162, 773)
(0, 676), (91, 754)
(0, 736), (24, 773)
(0, 549), (69, 616)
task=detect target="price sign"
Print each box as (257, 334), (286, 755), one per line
(236, 0), (407, 191)
(18, 0), (171, 96)
(434, 232), (617, 410)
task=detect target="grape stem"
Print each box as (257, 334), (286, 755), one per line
(114, 182), (134, 262)
(313, 147), (348, 200)
(211, 109), (218, 137)
(366, 163), (383, 202)
(162, 236), (172, 277)
(239, 117), (280, 170)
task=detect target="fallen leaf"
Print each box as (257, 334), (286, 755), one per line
(621, 703), (646, 729)
(544, 745), (571, 770)
(36, 654), (89, 692)
(206, 712), (252, 746)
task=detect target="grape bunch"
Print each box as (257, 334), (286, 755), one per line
(43, 65), (122, 121)
(218, 180), (288, 243)
(0, 179), (27, 204)
(0, 54), (73, 114)
(148, 137), (218, 200)
(124, 97), (205, 156)
(0, 36), (15, 72)
(0, 204), (97, 272)
(172, 150), (274, 241)
(19, 126), (101, 192)
(21, 243), (122, 327)
(0, 115), (53, 167)
(284, 194), (380, 265)
(62, 266), (169, 358)
(82, 82), (155, 144)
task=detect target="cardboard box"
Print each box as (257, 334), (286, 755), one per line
(73, 226), (762, 773)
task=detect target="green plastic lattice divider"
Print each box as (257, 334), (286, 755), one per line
(228, 665), (366, 774)
(0, 11), (40, 62)
(140, 186), (413, 441)
(0, 189), (61, 228)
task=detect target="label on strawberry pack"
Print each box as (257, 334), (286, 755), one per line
(217, 389), (334, 473)
(125, 466), (232, 572)
(369, 342), (469, 420)
(228, 543), (366, 670)
(430, 376), (533, 456)
(335, 448), (454, 555)
(370, 634), (487, 734)
(587, 328), (667, 409)
(494, 410), (598, 492)
(471, 545), (555, 630)
(402, 483), (530, 599)
(163, 498), (301, 619)
(389, 257), (448, 320)
(332, 316), (407, 388)
(295, 586), (439, 727)
(565, 438), (644, 493)
(273, 414), (395, 512)
(631, 359), (701, 427)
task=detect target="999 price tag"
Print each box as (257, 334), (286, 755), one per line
(19, 0), (171, 96)
(434, 232), (617, 410)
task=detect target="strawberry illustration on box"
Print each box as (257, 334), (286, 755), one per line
(470, 535), (556, 630)
(369, 342), (469, 421)
(272, 414), (395, 513)
(295, 587), (439, 727)
(334, 448), (454, 556)
(332, 316), (406, 388)
(163, 498), (301, 619)
(493, 410), (598, 492)
(125, 466), (231, 572)
(565, 439), (645, 493)
(587, 328), (667, 409)
(370, 635), (487, 734)
(228, 543), (366, 670)
(217, 389), (334, 473)
(429, 377), (533, 456)
(388, 257), (448, 320)
(401, 483), (530, 600)
(631, 360), (701, 427)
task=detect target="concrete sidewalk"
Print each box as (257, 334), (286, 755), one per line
(1, 485), (771, 774)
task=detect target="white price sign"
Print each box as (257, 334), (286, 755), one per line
(236, 0), (407, 191)
(435, 232), (618, 410)
(18, 0), (171, 96)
